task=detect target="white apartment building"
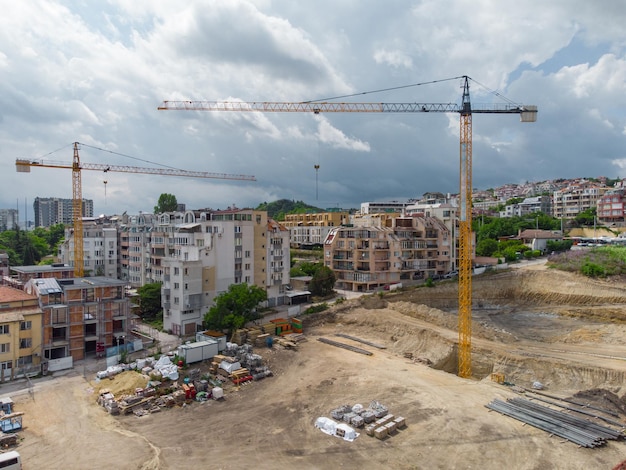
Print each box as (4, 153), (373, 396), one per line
(499, 196), (551, 218)
(158, 209), (290, 336)
(360, 201), (409, 215)
(59, 217), (119, 278)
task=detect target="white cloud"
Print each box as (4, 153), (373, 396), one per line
(0, 0), (626, 217)
(373, 49), (413, 69)
(315, 117), (370, 152)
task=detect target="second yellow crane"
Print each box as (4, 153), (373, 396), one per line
(16, 142), (256, 277)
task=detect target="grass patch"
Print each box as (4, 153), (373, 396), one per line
(548, 246), (626, 278)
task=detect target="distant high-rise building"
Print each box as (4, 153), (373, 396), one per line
(34, 197), (93, 227)
(0, 209), (19, 232)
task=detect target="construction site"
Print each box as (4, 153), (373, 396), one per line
(8, 262), (626, 469)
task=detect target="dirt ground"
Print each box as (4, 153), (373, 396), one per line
(11, 263), (626, 469)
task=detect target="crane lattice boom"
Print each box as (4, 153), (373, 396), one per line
(159, 76), (537, 378)
(159, 100), (536, 118)
(16, 159), (256, 181)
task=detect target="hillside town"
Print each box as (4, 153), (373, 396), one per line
(0, 176), (624, 379)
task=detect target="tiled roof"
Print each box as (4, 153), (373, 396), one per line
(0, 286), (37, 302)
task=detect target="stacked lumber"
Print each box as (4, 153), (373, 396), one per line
(276, 338), (297, 349)
(0, 433), (18, 448)
(254, 333), (271, 347)
(283, 333), (306, 343)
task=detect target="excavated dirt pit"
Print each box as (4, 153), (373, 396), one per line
(13, 266), (626, 470)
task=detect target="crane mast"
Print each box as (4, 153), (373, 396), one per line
(17, 142), (256, 277)
(159, 76), (537, 377)
(72, 143), (85, 277)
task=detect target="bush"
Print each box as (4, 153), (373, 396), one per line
(580, 261), (606, 277)
(303, 303), (329, 315)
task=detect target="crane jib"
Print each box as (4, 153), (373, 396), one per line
(159, 101), (537, 116)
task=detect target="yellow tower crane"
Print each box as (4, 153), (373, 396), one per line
(16, 142), (256, 277)
(158, 75), (537, 378)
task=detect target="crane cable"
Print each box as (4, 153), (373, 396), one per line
(305, 75), (523, 107)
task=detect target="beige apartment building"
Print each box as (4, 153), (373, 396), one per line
(0, 286), (43, 380)
(553, 184), (608, 219)
(283, 211), (348, 248)
(324, 215), (452, 292)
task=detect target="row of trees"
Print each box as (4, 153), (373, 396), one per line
(0, 224), (65, 266)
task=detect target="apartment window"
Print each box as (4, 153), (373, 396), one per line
(52, 308), (68, 324)
(0, 361), (11, 370)
(83, 288), (95, 302)
(17, 355), (33, 366)
(245, 263), (251, 270)
(184, 283), (188, 290)
(174, 283), (180, 289)
(20, 321), (32, 331)
(0, 344), (9, 353)
(0, 325), (9, 335)
(20, 338), (32, 349)
(245, 276), (251, 283)
(174, 267), (180, 275)
(245, 251), (251, 258)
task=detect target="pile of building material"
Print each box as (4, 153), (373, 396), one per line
(212, 345), (273, 383)
(0, 433), (19, 448)
(486, 397), (625, 448)
(326, 401), (407, 440)
(231, 318), (305, 347)
(0, 398), (23, 435)
(317, 337), (373, 356)
(315, 417), (359, 442)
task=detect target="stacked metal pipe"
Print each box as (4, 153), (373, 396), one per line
(486, 397), (625, 448)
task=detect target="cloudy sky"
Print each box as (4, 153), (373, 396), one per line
(2, 1), (626, 221)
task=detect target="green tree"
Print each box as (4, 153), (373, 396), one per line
(154, 193), (178, 214)
(291, 261), (322, 277)
(574, 208), (596, 227)
(309, 265), (336, 296)
(546, 240), (573, 253)
(203, 283), (267, 334)
(136, 283), (163, 319)
(476, 238), (498, 257)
